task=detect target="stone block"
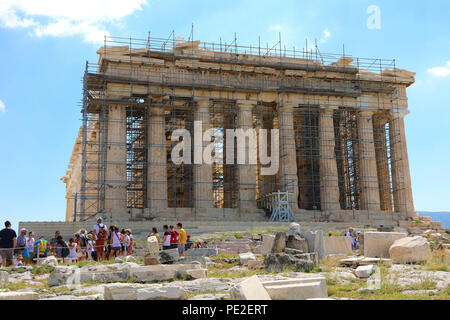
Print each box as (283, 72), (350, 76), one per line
(323, 237), (353, 256)
(125, 256), (136, 263)
(239, 252), (256, 265)
(355, 265), (375, 279)
(230, 275), (271, 300)
(287, 222), (301, 236)
(0, 271), (8, 286)
(388, 236), (431, 264)
(177, 268), (208, 279)
(158, 248), (179, 264)
(104, 283), (150, 300)
(187, 248), (217, 257)
(0, 292), (39, 300)
(286, 235), (308, 253)
(314, 230), (325, 260)
(38, 256), (58, 267)
(247, 260), (264, 270)
(137, 286), (187, 300)
(262, 277), (327, 300)
(144, 257), (160, 265)
(272, 232), (286, 253)
(146, 236), (159, 255)
(263, 253), (314, 272)
(364, 232), (407, 258)
(262, 234), (275, 255)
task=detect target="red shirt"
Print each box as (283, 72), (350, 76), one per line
(170, 230), (179, 244)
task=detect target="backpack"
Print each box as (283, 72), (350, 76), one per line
(79, 235), (87, 248)
(97, 224), (107, 241)
(37, 240), (48, 256)
(61, 243), (70, 258)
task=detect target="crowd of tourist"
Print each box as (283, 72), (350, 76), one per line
(328, 227), (361, 250)
(0, 218), (202, 267)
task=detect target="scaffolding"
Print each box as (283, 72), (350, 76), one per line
(65, 32), (413, 223)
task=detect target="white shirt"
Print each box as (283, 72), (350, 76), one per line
(123, 235), (131, 247)
(93, 223), (107, 240)
(26, 237), (35, 252)
(87, 240), (94, 253)
(112, 232), (121, 247)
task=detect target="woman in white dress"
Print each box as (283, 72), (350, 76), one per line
(67, 238), (79, 263)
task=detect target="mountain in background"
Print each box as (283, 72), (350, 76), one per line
(418, 211), (450, 229)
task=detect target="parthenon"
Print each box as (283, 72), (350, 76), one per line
(61, 34), (417, 224)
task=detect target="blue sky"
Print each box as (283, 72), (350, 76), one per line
(0, 0), (449, 229)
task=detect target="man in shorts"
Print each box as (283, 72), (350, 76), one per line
(0, 221), (17, 267)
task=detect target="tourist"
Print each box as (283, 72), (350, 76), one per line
(86, 234), (95, 260)
(147, 228), (160, 242)
(162, 225), (171, 250)
(355, 231), (361, 250)
(35, 235), (49, 259)
(78, 229), (88, 260)
(94, 218), (108, 261)
(126, 229), (133, 256)
(177, 222), (187, 256)
(120, 229), (127, 257)
(202, 241), (209, 248)
(185, 234), (193, 251)
(67, 238), (79, 263)
(328, 231), (333, 237)
(169, 225), (179, 249)
(15, 228), (27, 260)
(196, 241), (203, 249)
(110, 226), (121, 259)
(0, 221), (17, 267)
(26, 232), (35, 264)
(106, 225), (115, 259)
(346, 227), (355, 250)
(50, 231), (61, 256)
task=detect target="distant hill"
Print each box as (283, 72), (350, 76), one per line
(418, 212), (450, 229)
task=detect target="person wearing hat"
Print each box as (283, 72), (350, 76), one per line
(328, 231), (333, 237)
(185, 234), (193, 251)
(86, 233), (95, 260)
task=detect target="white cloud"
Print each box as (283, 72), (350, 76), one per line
(0, 0), (147, 44)
(269, 25), (283, 31)
(0, 100), (6, 113)
(428, 61), (450, 77)
(323, 29), (331, 38)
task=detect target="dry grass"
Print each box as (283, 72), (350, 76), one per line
(425, 250), (449, 272)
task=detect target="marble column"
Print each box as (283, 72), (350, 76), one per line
(373, 114), (393, 212)
(278, 103), (299, 210)
(193, 98), (213, 209)
(389, 112), (415, 217)
(147, 98), (168, 212)
(358, 111), (381, 211)
(237, 101), (257, 209)
(105, 105), (127, 220)
(319, 107), (341, 211)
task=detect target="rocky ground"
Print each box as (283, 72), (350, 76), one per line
(0, 227), (449, 300)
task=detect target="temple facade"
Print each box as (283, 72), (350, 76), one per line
(61, 36), (416, 224)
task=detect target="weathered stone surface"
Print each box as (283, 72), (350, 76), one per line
(355, 265), (375, 279)
(272, 232), (286, 253)
(187, 248), (217, 257)
(125, 256), (136, 263)
(388, 236), (431, 264)
(262, 234), (275, 255)
(264, 253), (314, 272)
(146, 236), (159, 255)
(144, 257), (160, 265)
(189, 293), (230, 300)
(0, 271), (8, 286)
(158, 248), (179, 264)
(177, 268), (208, 279)
(0, 292), (38, 300)
(262, 277), (327, 300)
(38, 256), (58, 267)
(364, 232), (407, 258)
(323, 237), (353, 256)
(239, 252), (256, 265)
(104, 283), (150, 300)
(114, 257), (124, 263)
(247, 260), (264, 270)
(230, 275), (271, 300)
(314, 230), (325, 260)
(286, 235), (308, 253)
(137, 286), (188, 300)
(287, 223), (301, 236)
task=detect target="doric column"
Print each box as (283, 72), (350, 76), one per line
(237, 101), (257, 209)
(277, 103), (299, 210)
(389, 112), (415, 217)
(373, 114), (393, 212)
(105, 105), (127, 220)
(319, 107), (341, 211)
(358, 111), (381, 211)
(147, 98), (168, 212)
(193, 98), (213, 209)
